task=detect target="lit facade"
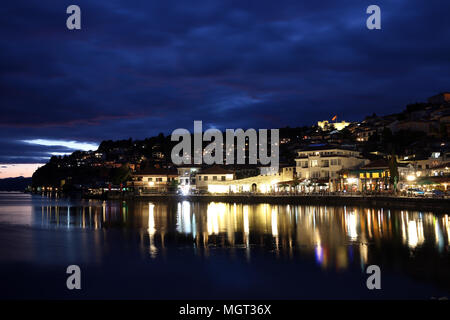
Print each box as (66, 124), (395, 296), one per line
(317, 120), (351, 131)
(295, 147), (368, 191)
(207, 174), (283, 194)
(128, 169), (178, 193)
(196, 166), (235, 191)
(177, 166), (199, 194)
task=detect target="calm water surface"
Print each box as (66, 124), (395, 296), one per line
(0, 192), (449, 299)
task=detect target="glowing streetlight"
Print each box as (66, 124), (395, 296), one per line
(347, 178), (358, 184)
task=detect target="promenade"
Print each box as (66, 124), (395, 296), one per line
(130, 192), (450, 212)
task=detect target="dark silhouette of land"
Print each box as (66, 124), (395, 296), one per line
(0, 176), (31, 191)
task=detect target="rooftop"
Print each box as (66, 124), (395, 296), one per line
(135, 167), (178, 176)
(297, 144), (357, 152)
(360, 159), (389, 169)
(199, 165), (234, 175)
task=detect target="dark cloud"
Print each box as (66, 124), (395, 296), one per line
(1, 0), (450, 163)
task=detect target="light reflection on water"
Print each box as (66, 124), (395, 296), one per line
(20, 195), (448, 269)
(1, 193), (449, 299)
(1, 193), (449, 281)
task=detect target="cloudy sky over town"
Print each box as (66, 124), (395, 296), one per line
(1, 0), (450, 176)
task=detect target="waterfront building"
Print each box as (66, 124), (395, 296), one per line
(295, 145), (368, 191)
(431, 161), (450, 176)
(177, 165), (200, 194)
(281, 166), (296, 181)
(400, 151), (450, 177)
(128, 168), (178, 193)
(339, 159), (412, 192)
(205, 165), (298, 194)
(206, 173), (282, 193)
(196, 166), (234, 191)
(354, 160), (390, 191)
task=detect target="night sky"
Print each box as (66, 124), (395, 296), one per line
(1, 0), (450, 176)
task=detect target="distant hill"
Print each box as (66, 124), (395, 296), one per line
(0, 176), (32, 191)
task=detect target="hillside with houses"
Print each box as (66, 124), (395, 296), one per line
(31, 92), (450, 196)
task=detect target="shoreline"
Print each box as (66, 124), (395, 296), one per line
(91, 193), (450, 212)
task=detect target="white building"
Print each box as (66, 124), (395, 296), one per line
(196, 166), (234, 191)
(128, 168), (178, 193)
(317, 120), (351, 131)
(295, 146), (368, 191)
(176, 166), (200, 194)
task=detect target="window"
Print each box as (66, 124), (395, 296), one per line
(221, 176), (226, 181)
(311, 160), (318, 167)
(204, 176), (208, 181)
(331, 159), (339, 166)
(148, 178), (153, 181)
(198, 176), (201, 181)
(156, 178), (162, 182)
(213, 176), (217, 181)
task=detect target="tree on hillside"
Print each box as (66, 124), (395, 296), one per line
(111, 164), (131, 185)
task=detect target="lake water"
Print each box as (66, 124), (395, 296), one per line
(0, 192), (449, 299)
